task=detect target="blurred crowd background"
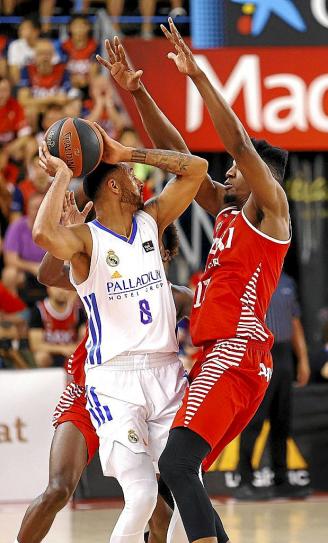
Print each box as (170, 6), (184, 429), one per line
(0, 0), (327, 393)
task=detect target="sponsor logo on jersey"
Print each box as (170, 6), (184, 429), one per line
(107, 269), (163, 299)
(128, 429), (139, 443)
(111, 271), (122, 278)
(106, 249), (120, 267)
(142, 240), (154, 253)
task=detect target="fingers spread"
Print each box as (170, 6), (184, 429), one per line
(105, 39), (116, 63)
(118, 44), (128, 67)
(96, 54), (111, 70)
(160, 24), (175, 44)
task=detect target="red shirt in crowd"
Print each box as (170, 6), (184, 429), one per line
(0, 282), (26, 313)
(61, 38), (99, 77)
(19, 63), (71, 97)
(0, 97), (31, 145)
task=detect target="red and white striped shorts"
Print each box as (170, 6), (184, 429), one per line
(172, 337), (273, 471)
(53, 383), (99, 463)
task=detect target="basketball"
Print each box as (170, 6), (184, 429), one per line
(45, 117), (104, 177)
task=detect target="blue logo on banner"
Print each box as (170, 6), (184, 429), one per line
(231, 0), (307, 36)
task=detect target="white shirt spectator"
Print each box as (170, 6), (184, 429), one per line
(8, 38), (60, 68)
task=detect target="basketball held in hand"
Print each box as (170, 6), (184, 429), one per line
(45, 117), (104, 177)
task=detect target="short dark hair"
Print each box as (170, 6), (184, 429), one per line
(162, 223), (179, 259)
(251, 138), (288, 184)
(83, 162), (120, 202)
(69, 13), (91, 28)
(21, 16), (41, 32)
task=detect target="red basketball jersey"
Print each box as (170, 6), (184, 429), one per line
(37, 298), (81, 344)
(190, 206), (290, 346)
(66, 329), (88, 387)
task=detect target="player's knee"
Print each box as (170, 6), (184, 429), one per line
(159, 446), (186, 490)
(42, 479), (74, 510)
(126, 479), (158, 519)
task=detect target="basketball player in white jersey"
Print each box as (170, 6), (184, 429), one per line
(33, 135), (207, 542)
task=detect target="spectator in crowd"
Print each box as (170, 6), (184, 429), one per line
(0, 77), (31, 145)
(0, 162), (23, 223)
(61, 13), (100, 95)
(26, 102), (64, 158)
(28, 286), (85, 367)
(3, 193), (46, 304)
(235, 271), (311, 500)
(0, 33), (8, 79)
(17, 39), (72, 124)
(310, 322), (328, 383)
(7, 16), (41, 84)
(1, 2), (56, 33)
(0, 280), (28, 369)
(19, 151), (50, 212)
(84, 73), (125, 136)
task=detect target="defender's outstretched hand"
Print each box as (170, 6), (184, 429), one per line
(161, 18), (201, 77)
(96, 36), (143, 91)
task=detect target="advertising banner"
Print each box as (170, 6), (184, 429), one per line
(120, 39), (328, 151)
(224, 1), (328, 47)
(0, 369), (66, 501)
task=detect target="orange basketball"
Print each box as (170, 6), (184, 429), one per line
(45, 117), (104, 177)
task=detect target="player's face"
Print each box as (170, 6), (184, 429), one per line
(223, 160), (251, 207)
(120, 166), (144, 209)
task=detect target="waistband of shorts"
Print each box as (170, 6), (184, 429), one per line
(101, 351), (180, 370)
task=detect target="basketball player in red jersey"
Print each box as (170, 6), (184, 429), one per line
(156, 21), (290, 543)
(15, 191), (192, 543)
(96, 32), (288, 542)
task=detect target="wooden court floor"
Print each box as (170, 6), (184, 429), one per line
(2, 496), (327, 543)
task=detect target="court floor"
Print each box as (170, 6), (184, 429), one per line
(2, 496), (327, 543)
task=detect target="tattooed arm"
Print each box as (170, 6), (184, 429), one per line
(95, 124), (208, 229)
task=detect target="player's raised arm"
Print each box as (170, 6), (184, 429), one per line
(97, 37), (222, 217)
(162, 18), (288, 217)
(32, 144), (90, 261)
(95, 123), (208, 230)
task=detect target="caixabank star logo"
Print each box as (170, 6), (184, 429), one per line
(231, 0), (306, 36)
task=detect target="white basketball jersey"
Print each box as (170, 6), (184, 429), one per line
(71, 210), (178, 369)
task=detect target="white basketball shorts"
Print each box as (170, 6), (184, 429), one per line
(84, 352), (188, 476)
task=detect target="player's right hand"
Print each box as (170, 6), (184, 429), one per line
(93, 122), (131, 164)
(96, 36), (143, 92)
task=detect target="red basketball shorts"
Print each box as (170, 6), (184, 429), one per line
(172, 337), (273, 471)
(53, 383), (99, 464)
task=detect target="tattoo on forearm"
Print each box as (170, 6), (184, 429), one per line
(131, 149), (192, 175)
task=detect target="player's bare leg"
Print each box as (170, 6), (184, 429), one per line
(17, 422), (87, 543)
(148, 493), (172, 543)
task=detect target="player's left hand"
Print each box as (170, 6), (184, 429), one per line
(39, 141), (73, 178)
(161, 18), (201, 77)
(61, 191), (93, 227)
